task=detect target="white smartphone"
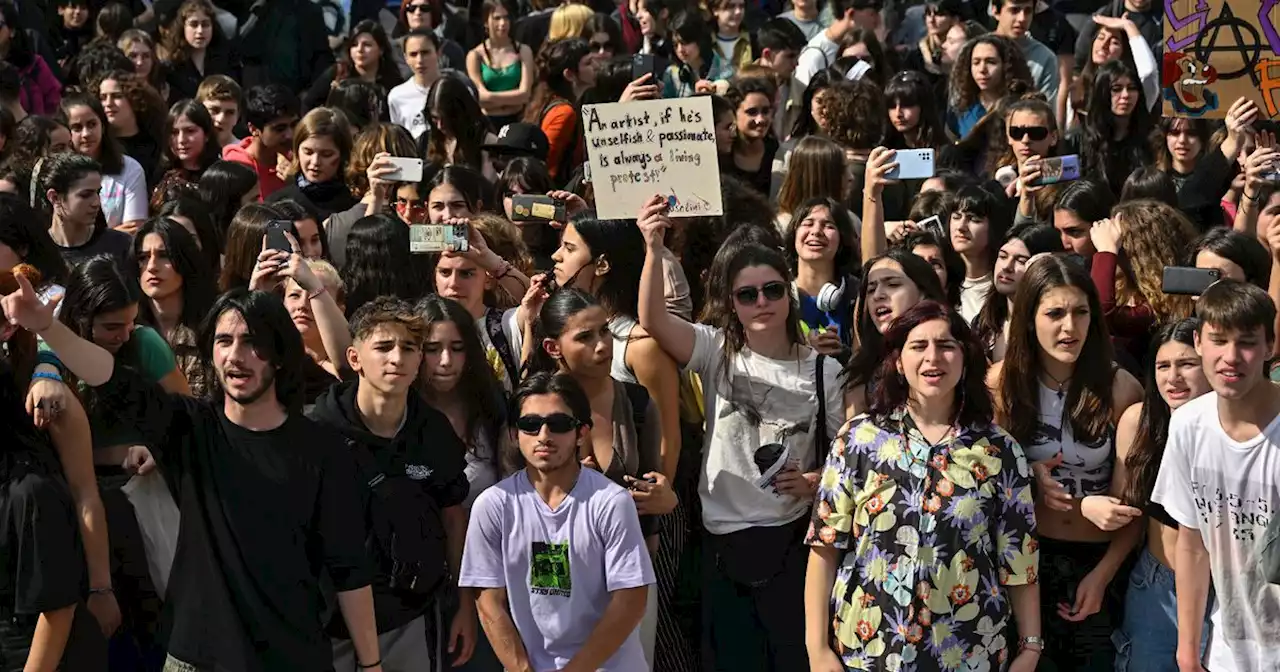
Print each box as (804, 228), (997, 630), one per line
(886, 148), (935, 180)
(384, 156), (424, 183)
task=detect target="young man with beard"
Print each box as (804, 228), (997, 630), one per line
(1153, 280), (1280, 672)
(0, 275), (384, 672)
(309, 297), (474, 670)
(460, 372), (653, 672)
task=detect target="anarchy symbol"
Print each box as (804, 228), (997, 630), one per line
(1194, 3), (1264, 84)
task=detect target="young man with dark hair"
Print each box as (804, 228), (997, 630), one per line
(1153, 280), (1280, 672)
(992, 0), (1060, 105)
(222, 83), (300, 201)
(309, 296), (474, 670)
(0, 269), (385, 671)
(460, 372), (653, 672)
(754, 17), (806, 139)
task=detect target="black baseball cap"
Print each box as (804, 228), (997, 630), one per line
(484, 123), (550, 162)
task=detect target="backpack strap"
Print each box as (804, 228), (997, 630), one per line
(812, 354), (827, 470)
(485, 309), (520, 385)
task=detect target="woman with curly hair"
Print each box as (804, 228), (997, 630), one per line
(1089, 199), (1197, 368)
(523, 37), (595, 187)
(97, 69), (167, 188)
(303, 20), (402, 112)
(160, 0), (240, 103)
(723, 75), (778, 196)
(118, 29), (168, 100)
(945, 33), (1033, 139)
(327, 122), (418, 269)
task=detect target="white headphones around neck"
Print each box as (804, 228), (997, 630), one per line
(815, 277), (847, 313)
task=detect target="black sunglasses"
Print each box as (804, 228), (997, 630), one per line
(1008, 126), (1050, 141)
(733, 281), (788, 305)
(516, 413), (582, 434)
(406, 3), (432, 13)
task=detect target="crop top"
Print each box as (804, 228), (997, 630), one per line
(1021, 383), (1115, 497)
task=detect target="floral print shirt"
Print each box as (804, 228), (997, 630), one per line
(806, 410), (1039, 671)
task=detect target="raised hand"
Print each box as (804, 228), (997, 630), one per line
(0, 272), (57, 333)
(636, 194), (671, 249)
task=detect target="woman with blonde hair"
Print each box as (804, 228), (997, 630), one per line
(266, 107), (358, 221)
(326, 122), (418, 269)
(1089, 199), (1197, 366)
(470, 212), (535, 308)
(548, 4), (595, 41)
(118, 29), (168, 99)
(774, 135), (849, 232)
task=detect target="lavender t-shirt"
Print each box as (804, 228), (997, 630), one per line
(460, 468), (654, 672)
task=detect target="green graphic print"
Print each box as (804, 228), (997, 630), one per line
(530, 541), (572, 597)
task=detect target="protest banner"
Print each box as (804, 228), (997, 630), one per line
(1162, 0), (1280, 118)
(581, 96), (724, 219)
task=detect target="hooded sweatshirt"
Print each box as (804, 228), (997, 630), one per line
(308, 380), (469, 635)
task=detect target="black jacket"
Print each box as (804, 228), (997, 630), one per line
(308, 381), (469, 635)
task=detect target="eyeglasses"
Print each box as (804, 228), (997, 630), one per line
(1008, 125), (1050, 141)
(589, 39), (611, 52)
(516, 413), (582, 434)
(733, 281), (787, 305)
(406, 3), (432, 13)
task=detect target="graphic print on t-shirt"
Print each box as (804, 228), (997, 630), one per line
(722, 376), (813, 498)
(530, 541), (571, 597)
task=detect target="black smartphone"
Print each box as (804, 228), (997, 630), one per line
(510, 194), (566, 222)
(1162, 266), (1220, 295)
(265, 220), (293, 253)
(631, 54), (656, 82)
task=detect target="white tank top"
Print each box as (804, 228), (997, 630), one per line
(608, 315), (639, 385)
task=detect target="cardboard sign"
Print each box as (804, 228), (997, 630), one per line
(1162, 0), (1280, 118)
(582, 97), (724, 219)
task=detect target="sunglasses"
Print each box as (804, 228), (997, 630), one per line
(1008, 126), (1050, 141)
(516, 413), (582, 434)
(406, 3), (431, 12)
(589, 39), (611, 52)
(734, 281), (787, 305)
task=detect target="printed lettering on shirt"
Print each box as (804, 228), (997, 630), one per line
(530, 541), (571, 597)
(405, 464), (434, 481)
(1191, 479), (1272, 542)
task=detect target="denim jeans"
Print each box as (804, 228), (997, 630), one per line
(1113, 547), (1211, 672)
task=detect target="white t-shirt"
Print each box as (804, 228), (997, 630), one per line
(1152, 392), (1280, 672)
(794, 29), (841, 87)
(388, 79), (429, 140)
(100, 155), (148, 229)
(459, 468), (654, 672)
(686, 323), (845, 534)
(959, 274), (993, 324)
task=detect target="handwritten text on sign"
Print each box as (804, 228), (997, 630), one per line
(582, 97), (723, 219)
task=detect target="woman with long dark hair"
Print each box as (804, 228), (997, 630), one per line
(425, 75), (498, 180)
(884, 70), (946, 151)
(973, 222), (1062, 362)
(302, 20), (402, 112)
(132, 217), (217, 398)
(806, 300), (1042, 672)
(465, 0), (534, 127)
(1052, 177), (1115, 258)
(990, 255), (1143, 671)
(523, 37), (595, 186)
(784, 197), (859, 355)
(160, 0), (240, 103)
(1071, 59), (1159, 197)
(1079, 318), (1212, 671)
(58, 92), (147, 233)
(341, 213), (435, 313)
(636, 195), (845, 669)
(723, 75), (777, 196)
(498, 156), (558, 270)
(774, 137), (848, 232)
(151, 99), (221, 207)
(218, 202), (280, 291)
(154, 190), (223, 272)
(661, 10), (732, 99)
(196, 159), (258, 239)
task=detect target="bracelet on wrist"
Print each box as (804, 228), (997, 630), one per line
(1018, 635), (1044, 652)
(88, 587), (114, 596)
(357, 658), (381, 670)
(1245, 190), (1262, 203)
(307, 286), (328, 301)
(32, 370), (63, 384)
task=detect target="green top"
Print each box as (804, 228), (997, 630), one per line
(480, 59), (522, 93)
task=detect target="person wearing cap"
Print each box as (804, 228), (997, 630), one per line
(483, 121), (550, 174)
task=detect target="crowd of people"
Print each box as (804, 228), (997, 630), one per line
(0, 0), (1278, 670)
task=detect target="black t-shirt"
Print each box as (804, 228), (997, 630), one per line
(58, 225), (132, 273)
(309, 382), (469, 634)
(93, 367), (372, 672)
(118, 132), (162, 189)
(723, 135), (779, 197)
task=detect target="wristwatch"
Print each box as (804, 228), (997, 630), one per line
(1019, 636), (1045, 651)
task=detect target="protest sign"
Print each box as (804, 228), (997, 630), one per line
(582, 96), (723, 219)
(1162, 0), (1280, 118)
